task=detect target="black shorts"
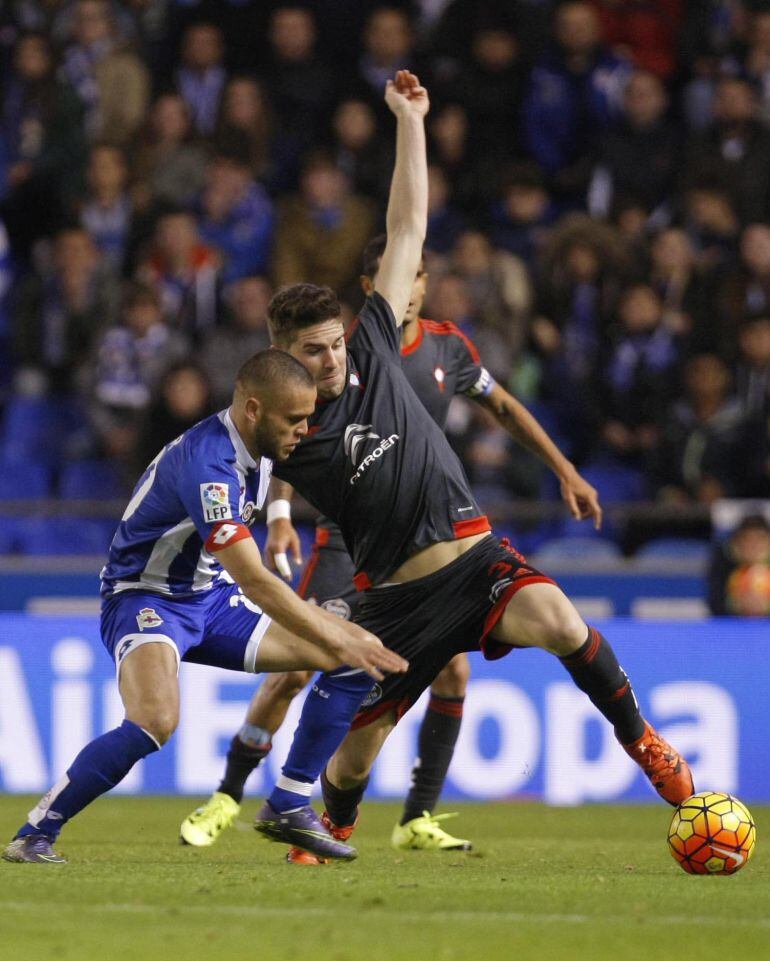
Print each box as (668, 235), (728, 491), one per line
(350, 534), (557, 729)
(296, 526), (361, 621)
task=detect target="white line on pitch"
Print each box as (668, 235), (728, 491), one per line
(3, 901), (770, 929)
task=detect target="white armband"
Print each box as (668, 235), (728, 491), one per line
(266, 499), (291, 524)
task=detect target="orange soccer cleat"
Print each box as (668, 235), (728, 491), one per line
(622, 721), (694, 806)
(286, 812), (359, 866)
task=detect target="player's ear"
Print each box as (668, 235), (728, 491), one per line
(360, 275), (374, 296)
(244, 394), (262, 423)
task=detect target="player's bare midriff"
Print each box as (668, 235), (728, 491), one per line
(389, 531), (490, 583)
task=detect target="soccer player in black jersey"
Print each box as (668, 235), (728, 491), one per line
(244, 70), (692, 861)
(180, 237), (504, 853)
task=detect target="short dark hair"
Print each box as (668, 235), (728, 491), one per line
(267, 284), (341, 346)
(362, 234), (387, 279)
(236, 347), (314, 395)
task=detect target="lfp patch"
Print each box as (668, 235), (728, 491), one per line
(200, 482), (232, 523)
(136, 607), (163, 631)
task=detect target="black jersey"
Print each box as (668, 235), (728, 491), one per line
(315, 316), (495, 542)
(273, 293), (491, 587)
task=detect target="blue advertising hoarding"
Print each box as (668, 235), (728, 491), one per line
(0, 614), (767, 804)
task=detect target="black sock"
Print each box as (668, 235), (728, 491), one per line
(559, 627), (645, 744)
(217, 726), (272, 804)
(321, 768), (368, 827)
(401, 694), (464, 825)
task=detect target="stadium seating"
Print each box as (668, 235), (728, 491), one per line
(532, 536), (623, 565)
(0, 460), (52, 499)
(20, 517), (117, 555)
(58, 460), (125, 500)
(634, 537), (711, 568)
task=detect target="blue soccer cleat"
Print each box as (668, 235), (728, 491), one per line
(3, 835), (67, 864)
(254, 802), (357, 861)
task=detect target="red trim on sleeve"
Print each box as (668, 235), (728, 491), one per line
(205, 521), (253, 552)
(453, 515), (491, 539)
(315, 526), (331, 547)
(420, 318), (482, 363)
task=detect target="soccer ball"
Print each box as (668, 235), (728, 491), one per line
(668, 791), (756, 875)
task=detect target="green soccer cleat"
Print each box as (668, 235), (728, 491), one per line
(179, 792), (240, 847)
(391, 811), (473, 852)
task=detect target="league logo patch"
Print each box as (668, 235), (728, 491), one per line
(241, 501), (256, 524)
(321, 597), (351, 620)
(200, 482), (232, 523)
(136, 607), (163, 631)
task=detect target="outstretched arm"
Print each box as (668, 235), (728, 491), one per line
(265, 477), (302, 579)
(214, 535), (407, 680)
(374, 70), (429, 327)
(475, 383), (603, 529)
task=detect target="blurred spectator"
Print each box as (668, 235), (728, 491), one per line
(261, 5), (336, 177)
(449, 230), (532, 359)
(708, 514), (770, 616)
(601, 283), (678, 464)
(137, 208), (219, 336)
(682, 183), (739, 272)
(461, 402), (542, 502)
(88, 281), (188, 463)
(737, 10), (770, 125)
(683, 77), (770, 227)
(532, 215), (629, 459)
(197, 139), (275, 283)
(12, 226), (120, 391)
(719, 223), (770, 357)
(523, 0), (631, 200)
(0, 31), (86, 254)
(736, 314), (770, 416)
(357, 7), (416, 107)
(198, 275), (273, 406)
(589, 0), (685, 80)
(131, 93), (208, 214)
(215, 76), (274, 183)
(428, 102), (496, 212)
(423, 270), (511, 384)
(137, 360), (214, 470)
(79, 142), (131, 271)
(91, 281), (188, 411)
(488, 163), (556, 269)
(59, 0), (149, 145)
(649, 227), (716, 354)
(330, 98), (393, 203)
(175, 21), (226, 137)
(656, 353), (752, 503)
(425, 163), (466, 255)
(442, 23), (525, 160)
(588, 70), (679, 219)
(272, 150), (375, 297)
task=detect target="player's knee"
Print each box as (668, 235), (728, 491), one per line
(269, 670), (313, 700)
(140, 706), (179, 746)
(431, 654), (470, 698)
(540, 601), (587, 656)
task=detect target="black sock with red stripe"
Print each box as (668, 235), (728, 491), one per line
(401, 695), (464, 825)
(321, 768), (368, 828)
(559, 628), (645, 744)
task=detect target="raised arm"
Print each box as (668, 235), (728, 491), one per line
(476, 383), (603, 529)
(374, 70), (429, 327)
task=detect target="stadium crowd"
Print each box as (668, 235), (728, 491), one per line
(1, 0), (770, 530)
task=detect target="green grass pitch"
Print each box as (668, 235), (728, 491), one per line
(1, 796), (768, 961)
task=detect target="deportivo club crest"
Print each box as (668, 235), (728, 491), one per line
(136, 607), (163, 631)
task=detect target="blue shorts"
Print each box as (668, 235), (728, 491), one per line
(100, 575), (272, 676)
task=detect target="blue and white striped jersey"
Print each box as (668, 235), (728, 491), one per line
(100, 409), (271, 597)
